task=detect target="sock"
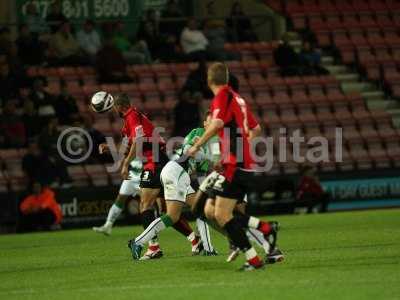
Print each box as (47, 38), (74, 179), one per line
(172, 216), (193, 237)
(245, 248), (262, 266)
(196, 218), (214, 252)
(105, 203), (123, 227)
(235, 212), (272, 236)
(246, 228), (271, 254)
(223, 217), (252, 252)
(135, 215), (173, 246)
(187, 232), (196, 244)
(141, 209), (156, 228)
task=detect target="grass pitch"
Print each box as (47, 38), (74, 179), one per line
(0, 209), (399, 300)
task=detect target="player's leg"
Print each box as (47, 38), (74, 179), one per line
(186, 193), (216, 255)
(93, 179), (139, 235)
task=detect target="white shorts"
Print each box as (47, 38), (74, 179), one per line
(160, 161), (195, 202)
(119, 172), (141, 196)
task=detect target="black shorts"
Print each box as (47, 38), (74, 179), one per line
(212, 169), (257, 201)
(139, 152), (169, 189)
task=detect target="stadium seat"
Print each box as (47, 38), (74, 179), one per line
(67, 165), (90, 187)
(85, 164), (109, 187)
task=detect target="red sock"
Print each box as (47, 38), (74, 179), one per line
(248, 256), (263, 267)
(149, 245), (159, 251)
(172, 217), (193, 237)
(257, 221), (272, 235)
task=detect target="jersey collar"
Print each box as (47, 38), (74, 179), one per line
(124, 106), (136, 117)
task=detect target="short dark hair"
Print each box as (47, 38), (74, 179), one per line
(114, 93), (131, 107)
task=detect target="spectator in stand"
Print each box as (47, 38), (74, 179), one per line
(29, 77), (56, 118)
(96, 37), (132, 83)
(38, 117), (72, 187)
(54, 81), (79, 125)
(0, 100), (26, 148)
(273, 34), (300, 76)
(299, 40), (328, 75)
(137, 20), (163, 61)
(25, 2), (49, 35)
(18, 181), (62, 232)
(77, 20), (102, 62)
(49, 21), (88, 66)
(0, 27), (14, 57)
(204, 19), (240, 61)
(113, 21), (152, 64)
(0, 55), (21, 101)
(22, 141), (55, 185)
(159, 0), (185, 41)
(226, 1), (258, 42)
(22, 99), (42, 139)
(173, 90), (201, 137)
(16, 24), (46, 65)
(80, 115), (107, 163)
(180, 18), (209, 62)
(182, 60), (212, 98)
(46, 0), (67, 33)
(295, 165), (330, 213)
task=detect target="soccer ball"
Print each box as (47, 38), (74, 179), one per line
(90, 91), (114, 113)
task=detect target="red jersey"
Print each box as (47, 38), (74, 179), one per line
(122, 107), (165, 170)
(210, 85), (259, 180)
(296, 176), (324, 200)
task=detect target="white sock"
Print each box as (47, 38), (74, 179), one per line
(245, 247), (258, 261)
(105, 204), (123, 227)
(196, 218), (214, 252)
(247, 228), (270, 254)
(248, 216), (260, 229)
(187, 232), (196, 242)
(135, 217), (166, 246)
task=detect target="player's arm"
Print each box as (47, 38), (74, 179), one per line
(121, 139), (137, 180)
(187, 119), (223, 157)
(247, 107), (261, 141)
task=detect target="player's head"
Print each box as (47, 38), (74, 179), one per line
(114, 93), (132, 115)
(207, 62), (229, 92)
(203, 110), (212, 129)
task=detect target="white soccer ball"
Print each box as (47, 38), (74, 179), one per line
(90, 91), (114, 113)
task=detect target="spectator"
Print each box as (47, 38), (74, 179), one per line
(226, 1), (258, 42)
(96, 37), (132, 83)
(0, 55), (21, 101)
(0, 100), (26, 148)
(80, 116), (108, 163)
(22, 141), (55, 185)
(159, 0), (185, 40)
(0, 27), (13, 57)
(18, 182), (62, 232)
(182, 60), (212, 98)
(29, 77), (56, 118)
(77, 20), (102, 61)
(54, 81), (79, 125)
(22, 99), (42, 139)
(180, 18), (209, 62)
(38, 117), (72, 187)
(137, 20), (163, 61)
(25, 2), (48, 35)
(295, 165), (330, 213)
(204, 20), (241, 61)
(16, 24), (46, 65)
(273, 34), (300, 76)
(49, 21), (88, 66)
(173, 90), (201, 137)
(46, 1), (67, 33)
(113, 22), (152, 64)
(299, 41), (328, 75)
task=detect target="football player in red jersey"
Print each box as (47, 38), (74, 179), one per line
(187, 63), (280, 271)
(113, 94), (202, 259)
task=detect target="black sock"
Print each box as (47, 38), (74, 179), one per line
(223, 217), (251, 252)
(141, 209), (156, 229)
(233, 211), (250, 228)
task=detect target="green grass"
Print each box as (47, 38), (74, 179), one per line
(1, 209), (400, 300)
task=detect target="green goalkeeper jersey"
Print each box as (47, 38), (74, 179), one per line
(173, 128), (220, 175)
